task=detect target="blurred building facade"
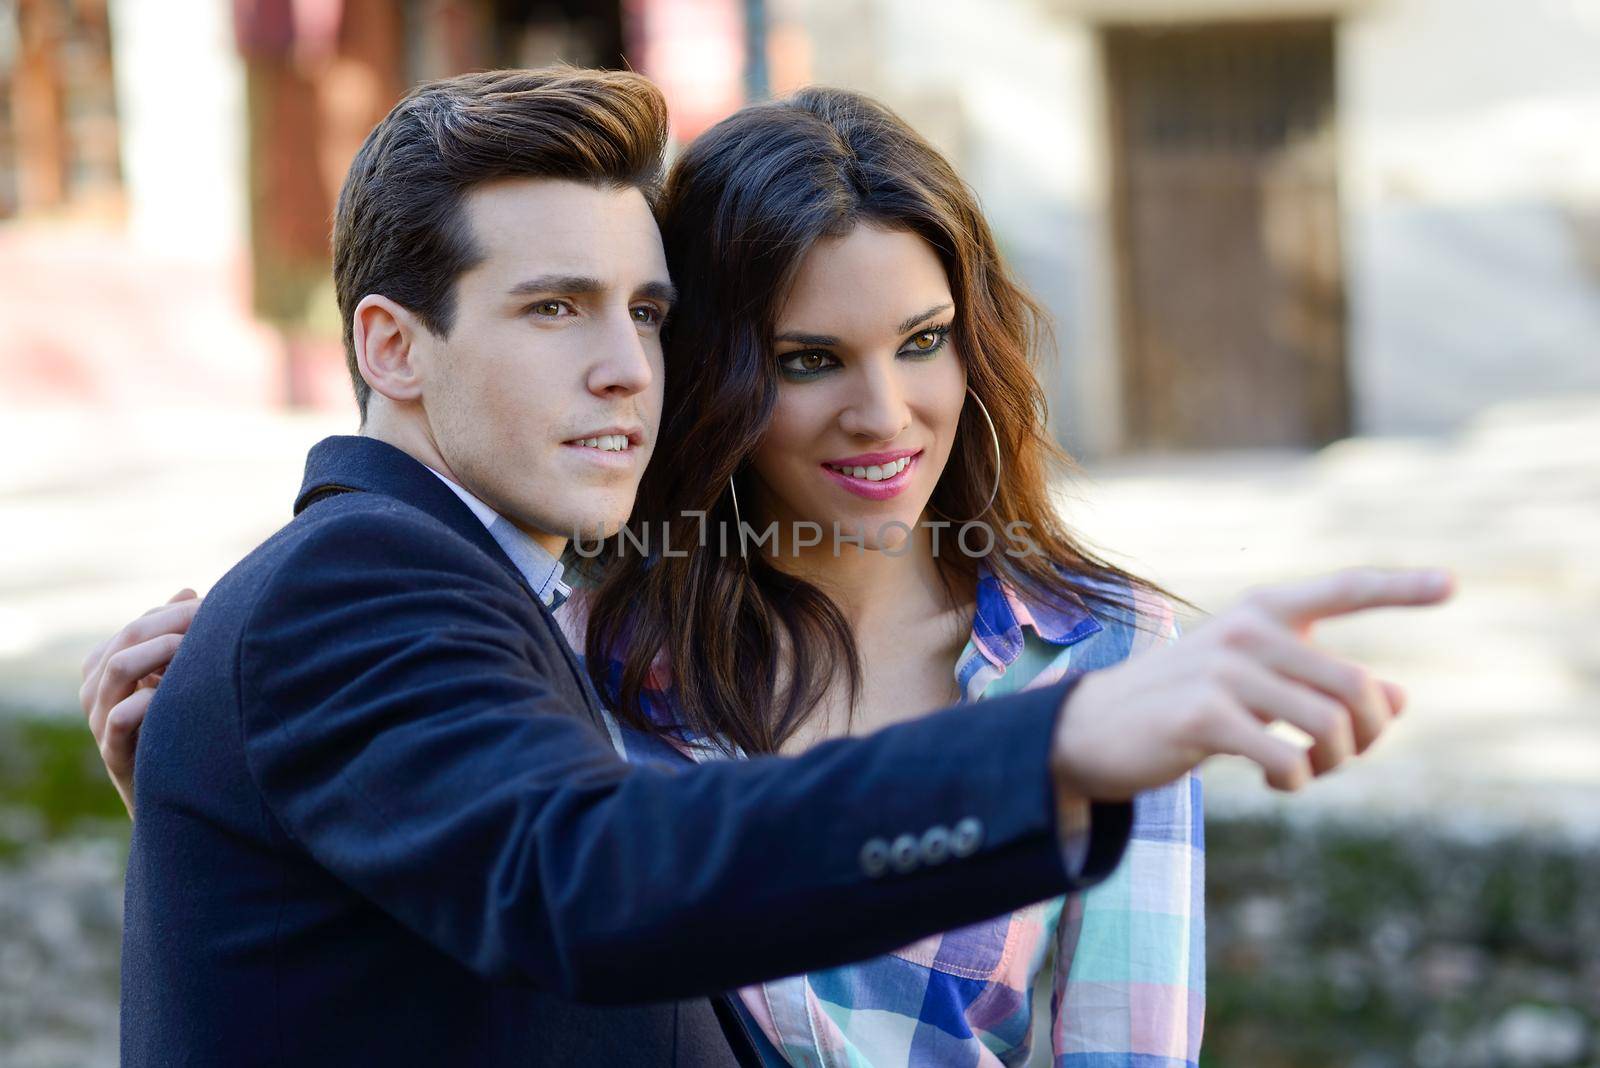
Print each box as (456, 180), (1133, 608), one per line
(0, 0), (744, 410)
(784, 0), (1600, 453)
(3, 0), (1598, 454)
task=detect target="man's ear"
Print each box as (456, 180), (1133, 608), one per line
(353, 294), (427, 404)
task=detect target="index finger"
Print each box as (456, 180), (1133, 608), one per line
(79, 598), (203, 713)
(82, 590), (199, 682)
(142, 588), (199, 618)
(1251, 567), (1454, 626)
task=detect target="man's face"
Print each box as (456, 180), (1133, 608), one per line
(414, 178), (670, 547)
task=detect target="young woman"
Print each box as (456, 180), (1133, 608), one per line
(568, 87), (1202, 1065)
(80, 85), (1433, 1066)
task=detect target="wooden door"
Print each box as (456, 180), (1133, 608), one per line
(1105, 20), (1348, 450)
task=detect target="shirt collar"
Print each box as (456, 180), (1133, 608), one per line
(969, 561), (1103, 671)
(424, 467), (570, 610)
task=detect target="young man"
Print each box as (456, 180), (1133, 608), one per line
(84, 68), (1448, 1065)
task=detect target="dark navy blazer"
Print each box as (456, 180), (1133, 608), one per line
(121, 435), (1130, 1066)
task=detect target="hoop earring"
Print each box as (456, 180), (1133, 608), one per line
(929, 387), (1002, 522)
(728, 474), (748, 557)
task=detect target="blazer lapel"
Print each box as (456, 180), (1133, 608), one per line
(295, 436), (541, 599)
(293, 435), (609, 730)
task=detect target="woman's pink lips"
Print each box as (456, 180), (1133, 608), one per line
(820, 452), (920, 501)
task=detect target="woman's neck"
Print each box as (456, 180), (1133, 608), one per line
(762, 517), (966, 634)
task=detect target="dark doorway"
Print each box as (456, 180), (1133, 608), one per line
(1105, 20), (1349, 450)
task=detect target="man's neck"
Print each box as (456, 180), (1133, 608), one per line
(358, 419), (569, 558)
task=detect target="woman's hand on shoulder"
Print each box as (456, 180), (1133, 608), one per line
(79, 588), (201, 818)
(1051, 567), (1453, 799)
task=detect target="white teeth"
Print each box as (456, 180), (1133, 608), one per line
(828, 456), (913, 480)
(577, 435), (628, 451)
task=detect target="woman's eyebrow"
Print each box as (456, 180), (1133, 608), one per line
(773, 330), (841, 346)
(897, 302), (954, 334)
(776, 302), (956, 346)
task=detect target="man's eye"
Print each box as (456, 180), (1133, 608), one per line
(531, 300), (568, 318)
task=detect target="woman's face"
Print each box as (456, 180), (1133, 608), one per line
(748, 224), (967, 552)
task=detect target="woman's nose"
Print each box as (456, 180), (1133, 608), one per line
(840, 365), (911, 441)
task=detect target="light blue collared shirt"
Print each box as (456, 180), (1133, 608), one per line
(425, 467), (570, 610)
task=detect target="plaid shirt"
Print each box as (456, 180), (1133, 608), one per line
(565, 568), (1204, 1067)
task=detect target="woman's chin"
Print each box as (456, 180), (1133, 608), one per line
(807, 505), (929, 554)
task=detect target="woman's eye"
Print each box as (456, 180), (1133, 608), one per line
(779, 351), (833, 376)
(632, 305), (662, 325)
(903, 327), (949, 355)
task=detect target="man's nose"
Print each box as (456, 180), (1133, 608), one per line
(586, 311), (655, 396)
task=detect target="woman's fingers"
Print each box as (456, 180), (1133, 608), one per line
(76, 590), (198, 819)
(101, 688), (153, 818)
(1380, 679), (1407, 717)
(90, 632), (185, 743)
(81, 592), (200, 700)
(102, 688), (153, 779)
(152, 588), (198, 612)
(81, 635), (113, 684)
(1202, 698), (1313, 792)
(1220, 654), (1357, 775)
(82, 598), (201, 721)
(1249, 567), (1454, 629)
(1233, 626), (1396, 754)
(124, 597), (203, 647)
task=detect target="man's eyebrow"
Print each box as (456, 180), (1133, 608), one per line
(637, 280), (678, 305)
(897, 302), (954, 334)
(507, 274), (605, 297)
(507, 276), (678, 306)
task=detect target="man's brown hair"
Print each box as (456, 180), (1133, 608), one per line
(332, 67), (669, 418)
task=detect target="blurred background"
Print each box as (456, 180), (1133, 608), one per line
(2, 0), (1598, 1065)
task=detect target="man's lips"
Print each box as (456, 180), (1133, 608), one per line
(561, 426), (646, 468)
(561, 426), (645, 448)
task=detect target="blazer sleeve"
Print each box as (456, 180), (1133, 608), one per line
(238, 506), (1132, 1004)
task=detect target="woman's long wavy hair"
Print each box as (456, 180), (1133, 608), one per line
(584, 87), (1169, 755)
